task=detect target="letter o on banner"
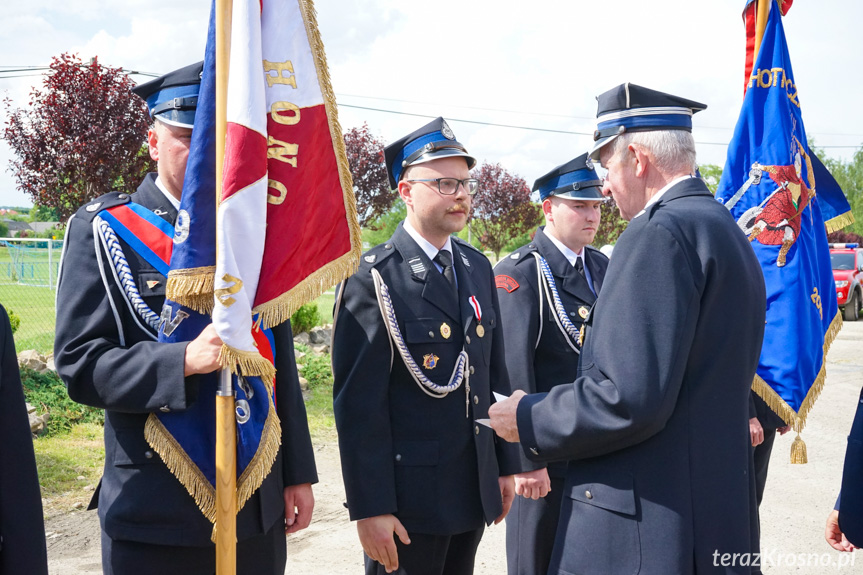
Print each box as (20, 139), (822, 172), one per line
(268, 179), (287, 205)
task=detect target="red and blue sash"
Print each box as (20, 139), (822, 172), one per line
(100, 202), (174, 277)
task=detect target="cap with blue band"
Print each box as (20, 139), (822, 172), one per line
(384, 117), (476, 189)
(131, 62), (204, 129)
(589, 83), (706, 161)
(532, 153), (605, 202)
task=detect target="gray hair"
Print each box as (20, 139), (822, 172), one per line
(608, 130), (697, 175)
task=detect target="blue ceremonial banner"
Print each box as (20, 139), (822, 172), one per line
(717, 0), (850, 460)
(143, 2), (281, 526)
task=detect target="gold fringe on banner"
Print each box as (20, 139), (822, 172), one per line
(146, 392), (282, 539)
(253, 251), (359, 329)
(750, 310), (843, 463)
(165, 266), (216, 313)
(824, 211), (856, 235)
(219, 344), (277, 382)
(145, 414), (217, 523)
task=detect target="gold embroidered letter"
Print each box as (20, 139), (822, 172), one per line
(262, 60), (297, 88)
(270, 101), (301, 126)
(267, 137), (298, 167)
(267, 179), (287, 205)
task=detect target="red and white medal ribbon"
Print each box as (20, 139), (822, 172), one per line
(468, 295), (482, 323)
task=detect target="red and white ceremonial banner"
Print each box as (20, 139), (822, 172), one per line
(214, 0), (361, 377)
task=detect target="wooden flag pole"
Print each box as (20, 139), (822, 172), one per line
(753, 0), (771, 66)
(215, 0), (236, 573)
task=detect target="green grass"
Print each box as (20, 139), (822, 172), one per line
(296, 343), (336, 439)
(0, 284), (56, 353)
(312, 291), (336, 325)
(34, 423), (105, 512)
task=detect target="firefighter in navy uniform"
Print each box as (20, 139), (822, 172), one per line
(494, 153), (608, 575)
(331, 117), (515, 575)
(53, 63), (318, 575)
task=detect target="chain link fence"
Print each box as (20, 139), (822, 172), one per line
(0, 238), (63, 354)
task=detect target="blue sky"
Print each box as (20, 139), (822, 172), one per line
(2, 0), (862, 208)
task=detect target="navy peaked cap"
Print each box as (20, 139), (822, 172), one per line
(589, 83), (706, 160)
(132, 62), (204, 129)
(532, 153), (605, 202)
(384, 117), (476, 189)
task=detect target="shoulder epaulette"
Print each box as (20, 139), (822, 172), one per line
(76, 191), (132, 223)
(358, 241), (397, 269)
(503, 242), (539, 265)
(452, 236), (484, 256)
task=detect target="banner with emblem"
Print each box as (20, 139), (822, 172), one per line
(212, 0), (362, 379)
(717, 0), (853, 462)
(139, 7), (281, 530)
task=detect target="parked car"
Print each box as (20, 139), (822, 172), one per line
(830, 243), (863, 321)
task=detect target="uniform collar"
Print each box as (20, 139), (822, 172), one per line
(154, 176), (181, 211)
(633, 174), (695, 219)
(402, 217), (454, 261)
(543, 228), (584, 268)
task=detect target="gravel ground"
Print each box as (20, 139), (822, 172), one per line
(46, 321), (863, 574)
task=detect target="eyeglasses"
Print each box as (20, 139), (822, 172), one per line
(405, 178), (479, 196)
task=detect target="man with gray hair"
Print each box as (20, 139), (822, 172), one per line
(490, 83), (766, 574)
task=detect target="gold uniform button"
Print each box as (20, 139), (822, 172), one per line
(428, 331), (434, 337)
(465, 335), (471, 345)
(469, 366), (475, 375)
(144, 450), (154, 459)
(474, 425), (480, 435)
(473, 395), (479, 405)
(585, 490), (593, 500)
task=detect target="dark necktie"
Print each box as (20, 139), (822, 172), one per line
(434, 250), (457, 295)
(575, 256), (586, 280)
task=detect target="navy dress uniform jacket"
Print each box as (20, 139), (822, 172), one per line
(0, 304), (48, 575)
(332, 223), (510, 535)
(54, 174), (318, 547)
(494, 227), (608, 478)
(517, 178), (766, 575)
(838, 386), (863, 546)
(495, 227), (608, 575)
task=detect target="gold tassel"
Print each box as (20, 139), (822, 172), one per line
(219, 344), (277, 381)
(790, 433), (808, 464)
(825, 211), (856, 234)
(750, 310), (844, 463)
(165, 266), (216, 314)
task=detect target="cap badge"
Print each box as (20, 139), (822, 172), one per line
(441, 120), (455, 140)
(584, 157), (594, 170)
(422, 354), (439, 370)
(440, 322), (452, 339)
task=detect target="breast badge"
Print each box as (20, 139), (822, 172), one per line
(578, 306), (589, 319)
(440, 323), (452, 339)
(422, 354), (439, 370)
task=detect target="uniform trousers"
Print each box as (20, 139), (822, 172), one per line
(101, 518), (286, 575)
(364, 526), (484, 575)
(506, 476), (564, 575)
